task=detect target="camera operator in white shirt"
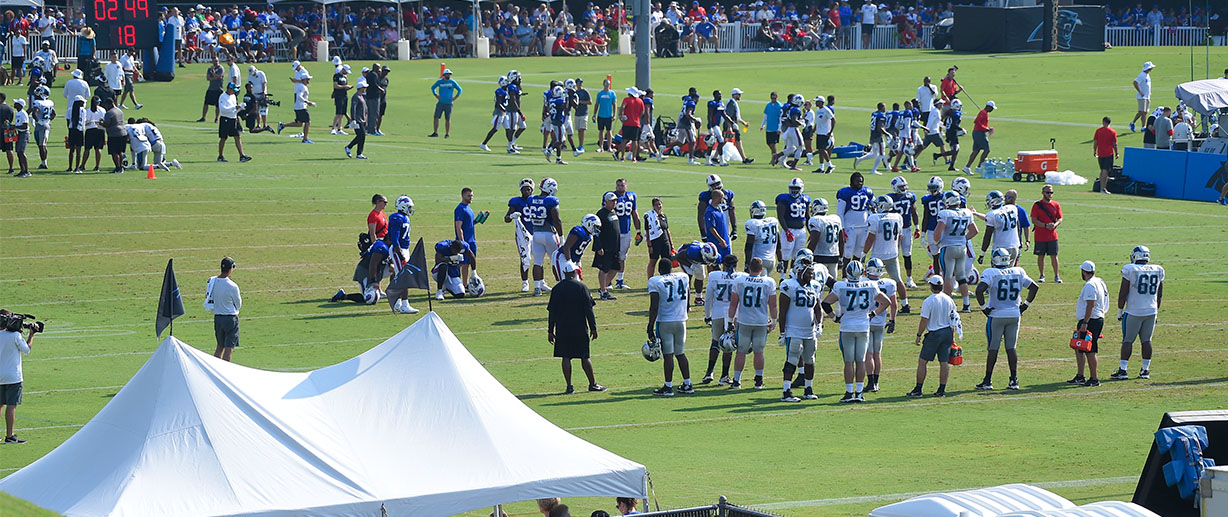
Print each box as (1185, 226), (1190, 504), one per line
(1, 309), (37, 444)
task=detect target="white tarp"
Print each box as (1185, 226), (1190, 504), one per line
(1174, 78), (1228, 116)
(0, 313), (646, 516)
(870, 484), (1075, 517)
(997, 500), (1160, 516)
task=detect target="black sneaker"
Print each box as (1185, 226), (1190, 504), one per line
(781, 390), (801, 402)
(976, 381), (993, 390)
(4, 435), (26, 444)
(599, 291), (617, 301)
(217, 156), (228, 162)
(1066, 375), (1086, 385)
(428, 132), (439, 137)
(899, 305), (911, 314)
(753, 375), (764, 389)
(330, 289), (345, 302)
(839, 391), (855, 403)
(1138, 369), (1150, 379)
(677, 383), (695, 394)
(1110, 368), (1130, 380)
(653, 385), (674, 397)
(701, 374), (714, 384)
(14, 171), (30, 178)
(853, 391), (865, 402)
(239, 155), (253, 163)
(933, 389), (947, 398)
(870, 382), (880, 393)
(905, 389), (923, 398)
(564, 385), (575, 394)
(1081, 378), (1101, 387)
(588, 383), (607, 392)
(802, 387), (818, 399)
(1007, 378), (1020, 390)
(960, 304), (971, 313)
(727, 380), (741, 390)
(790, 376), (806, 389)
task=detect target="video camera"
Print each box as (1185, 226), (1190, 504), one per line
(260, 93), (281, 107)
(0, 312), (44, 334)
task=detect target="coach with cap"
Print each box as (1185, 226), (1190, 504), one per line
(547, 261), (604, 394)
(1068, 260), (1108, 387)
(63, 69), (90, 107)
(430, 68), (460, 138)
(205, 257), (242, 362)
(909, 275), (957, 398)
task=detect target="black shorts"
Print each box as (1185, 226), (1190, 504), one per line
(1077, 318), (1104, 354)
(920, 327), (954, 362)
(597, 116), (613, 131)
(553, 333), (590, 359)
(920, 111), (930, 125)
(649, 236), (671, 259)
(214, 314), (240, 349)
(107, 135), (127, 155)
(592, 248), (620, 272)
(434, 102), (453, 119)
(945, 127), (960, 147)
(334, 94), (347, 116)
(802, 127), (815, 141)
(861, 23), (875, 35)
(204, 88), (222, 106)
(294, 109), (310, 123)
(67, 128), (84, 147)
(0, 140), (10, 152)
(620, 125), (641, 142)
(1097, 156), (1114, 170)
(816, 134), (830, 149)
(1033, 239), (1058, 256)
(0, 382), (22, 406)
(379, 98), (386, 116)
(218, 116), (241, 138)
(85, 128), (105, 150)
(972, 130), (990, 152)
(11, 56), (23, 72)
(766, 130), (780, 145)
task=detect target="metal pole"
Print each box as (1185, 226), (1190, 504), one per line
(472, 0), (479, 58)
(633, 0), (649, 90)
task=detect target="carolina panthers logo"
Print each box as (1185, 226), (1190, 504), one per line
(1204, 159), (1228, 193)
(1028, 10), (1083, 50)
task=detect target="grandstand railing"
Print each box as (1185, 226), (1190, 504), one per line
(632, 495), (784, 517)
(1105, 25), (1209, 47)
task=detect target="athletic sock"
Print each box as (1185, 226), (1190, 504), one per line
(855, 382), (864, 392)
(782, 381), (791, 391)
(804, 379), (813, 388)
(754, 369), (763, 377)
(914, 383), (923, 392)
(845, 383), (854, 393)
(733, 370), (743, 382)
(938, 383), (947, 392)
(962, 294), (970, 306)
(665, 381), (672, 388)
(616, 272), (624, 281)
(1120, 359), (1129, 371)
(1141, 359), (1151, 370)
(683, 378), (691, 385)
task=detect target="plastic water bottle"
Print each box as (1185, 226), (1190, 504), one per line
(1002, 159), (1014, 178)
(983, 159), (996, 179)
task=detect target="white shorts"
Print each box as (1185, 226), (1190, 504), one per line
(844, 226), (868, 259)
(939, 244), (968, 284)
(531, 231), (560, 267)
(681, 261), (706, 280)
(541, 120), (553, 133)
(640, 125), (654, 143)
(925, 230), (940, 256)
(707, 125), (724, 143)
(259, 106), (269, 116)
(781, 227), (807, 263)
(782, 127), (803, 153)
(678, 126), (695, 144)
(442, 272), (465, 295)
(900, 227), (913, 257)
(619, 232), (632, 262)
(491, 111), (507, 128)
(563, 115), (574, 136)
(504, 112), (526, 130)
(550, 249), (581, 281)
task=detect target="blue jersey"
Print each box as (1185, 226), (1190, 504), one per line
(548, 97), (567, 124)
(680, 98), (697, 123)
(525, 195), (560, 233)
(774, 193), (811, 229)
(563, 225), (593, 263)
(508, 195), (530, 215)
(920, 193), (943, 231)
(434, 239), (472, 256)
(595, 89), (617, 118)
(698, 188), (735, 214)
(454, 203), (476, 243)
(947, 110), (962, 130)
(704, 205), (730, 254)
(784, 105), (803, 128)
(707, 99), (725, 127)
(506, 83), (522, 111)
(1015, 204), (1031, 230)
(886, 109), (901, 130)
(889, 192), (917, 229)
(870, 111), (889, 133)
(836, 186), (874, 228)
(680, 242), (706, 263)
(763, 101), (783, 132)
(605, 190), (638, 234)
(388, 212), (412, 250)
(493, 86), (508, 111)
(897, 109), (914, 131)
(366, 239), (390, 257)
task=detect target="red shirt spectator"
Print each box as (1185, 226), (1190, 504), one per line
(829, 7), (841, 26)
(940, 75), (959, 104)
(620, 95), (644, 127)
(1030, 197), (1062, 242)
(368, 207), (388, 239)
(1093, 126), (1118, 158)
(973, 109), (990, 132)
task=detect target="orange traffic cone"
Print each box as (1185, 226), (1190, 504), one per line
(146, 164), (156, 180)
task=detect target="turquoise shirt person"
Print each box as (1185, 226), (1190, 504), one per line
(595, 88), (617, 119)
(431, 76), (462, 105)
(763, 100), (783, 132)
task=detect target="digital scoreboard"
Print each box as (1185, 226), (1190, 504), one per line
(87, 0), (161, 49)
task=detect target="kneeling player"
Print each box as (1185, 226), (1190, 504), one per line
(433, 239), (477, 300)
(673, 241), (720, 306)
(331, 233), (392, 305)
(778, 260), (824, 401)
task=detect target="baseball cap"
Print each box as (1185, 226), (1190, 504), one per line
(226, 82), (238, 90)
(73, 95), (85, 103)
(985, 100), (997, 108)
(625, 86), (640, 96)
(731, 87), (743, 95)
(575, 77), (583, 84)
(356, 80), (368, 88)
(342, 64), (351, 73)
(382, 65), (390, 72)
(927, 275), (944, 287)
(1142, 61), (1155, 71)
(604, 192), (618, 202)
(331, 56), (342, 66)
(291, 60), (301, 69)
(814, 95), (825, 103)
(221, 256), (236, 270)
(1080, 260), (1096, 272)
(442, 68), (453, 75)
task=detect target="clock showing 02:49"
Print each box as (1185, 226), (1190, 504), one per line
(87, 0), (161, 49)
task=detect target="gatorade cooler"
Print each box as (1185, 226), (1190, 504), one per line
(1014, 150), (1059, 182)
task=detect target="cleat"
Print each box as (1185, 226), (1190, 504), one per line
(507, 148), (520, 154)
(905, 389), (923, 398)
(336, 130), (348, 136)
(1109, 368), (1130, 380)
(564, 385), (575, 394)
(1038, 275), (1046, 283)
(870, 382), (880, 393)
(701, 374), (714, 384)
(753, 375), (764, 389)
(854, 391), (865, 402)
(1055, 276), (1063, 284)
(802, 387), (818, 399)
(533, 287), (543, 297)
(718, 376), (731, 386)
(599, 291), (617, 301)
(899, 305), (911, 314)
(344, 146), (352, 158)
(301, 138), (314, 144)
(1007, 378), (1020, 390)
(217, 156), (228, 162)
(961, 166), (972, 175)
(276, 122), (284, 134)
(906, 278), (917, 288)
(790, 376), (805, 389)
(839, 392), (855, 403)
(428, 132), (438, 137)
(727, 380), (741, 390)
(330, 289), (345, 302)
(15, 171), (30, 177)
(356, 155), (367, 159)
(171, 159), (182, 169)
(653, 385), (674, 397)
(435, 290), (445, 301)
(781, 390), (801, 402)
(1081, 378), (1101, 387)
(677, 383), (695, 394)
(891, 167), (899, 173)
(615, 279), (629, 290)
(239, 155), (252, 163)
(976, 381), (993, 390)
(694, 297), (705, 307)
(869, 169), (882, 175)
(1129, 122), (1136, 132)
(1138, 369), (1150, 379)
(1066, 375), (1086, 385)
(589, 383), (607, 392)
(4, 435), (26, 444)
(933, 389), (946, 398)
(521, 280), (531, 292)
(480, 144), (490, 151)
(401, 303), (420, 314)
(555, 159), (567, 165)
(960, 304), (971, 313)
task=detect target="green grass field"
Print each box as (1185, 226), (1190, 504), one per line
(1, 47), (1227, 517)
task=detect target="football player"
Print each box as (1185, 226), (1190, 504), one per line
(697, 174), (737, 254)
(705, 90), (734, 167)
(605, 178), (642, 289)
(853, 102), (890, 175)
(505, 178), (535, 292)
(551, 214), (600, 281)
(979, 190), (1022, 268)
(806, 197), (843, 280)
(544, 86), (569, 164)
(727, 257), (778, 390)
(935, 98), (963, 170)
(821, 260), (891, 403)
(863, 258), (898, 393)
(539, 80), (562, 156)
(527, 178), (564, 296)
(647, 259), (695, 396)
(863, 195), (910, 314)
(32, 85), (54, 170)
(331, 232), (394, 306)
(1113, 245), (1164, 380)
(774, 94), (805, 171)
(916, 99), (951, 170)
(433, 239), (477, 300)
(778, 259), (826, 401)
(975, 248), (1039, 391)
(775, 178), (811, 276)
(387, 196), (418, 313)
(673, 241), (720, 307)
(920, 176), (945, 271)
(932, 191), (979, 311)
(678, 91), (701, 165)
(952, 176), (978, 280)
(503, 70), (527, 154)
(479, 75), (509, 152)
(890, 100), (917, 173)
(836, 172), (874, 266)
(811, 96), (836, 174)
(744, 200), (782, 276)
(887, 176), (921, 287)
(643, 197), (673, 282)
(703, 254), (745, 385)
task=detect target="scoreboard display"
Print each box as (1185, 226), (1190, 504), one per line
(87, 0), (161, 49)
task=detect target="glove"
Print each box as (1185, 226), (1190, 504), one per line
(913, 229), (921, 239)
(1117, 308), (1124, 321)
(977, 255), (984, 264)
(832, 314), (842, 324)
(886, 320), (896, 334)
(635, 232), (644, 246)
(867, 312), (876, 321)
(730, 233), (737, 241)
(448, 254), (462, 265)
(982, 307), (992, 317)
(1020, 301), (1030, 314)
(703, 316), (712, 326)
(775, 261), (787, 274)
(509, 212), (521, 220)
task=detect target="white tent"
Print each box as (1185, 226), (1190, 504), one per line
(0, 313), (647, 516)
(1174, 78), (1228, 116)
(870, 484), (1075, 517)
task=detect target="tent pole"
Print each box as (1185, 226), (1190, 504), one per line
(397, 0), (403, 42)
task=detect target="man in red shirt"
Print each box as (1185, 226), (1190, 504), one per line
(939, 67), (960, 113)
(1030, 185), (1063, 283)
(368, 193), (389, 242)
(962, 100), (994, 175)
(1092, 116), (1118, 195)
(616, 87), (644, 161)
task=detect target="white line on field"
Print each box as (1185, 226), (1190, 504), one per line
(750, 475), (1138, 510)
(0, 261), (335, 283)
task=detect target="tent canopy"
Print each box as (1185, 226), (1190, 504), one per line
(0, 313), (646, 516)
(1174, 78), (1228, 116)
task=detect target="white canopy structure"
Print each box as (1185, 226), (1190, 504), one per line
(1174, 78), (1228, 116)
(0, 313), (646, 516)
(870, 484), (1158, 517)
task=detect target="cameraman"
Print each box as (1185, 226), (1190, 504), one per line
(1, 309), (35, 444)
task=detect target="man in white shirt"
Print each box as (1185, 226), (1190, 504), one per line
(247, 65), (269, 129)
(62, 69), (90, 107)
(1069, 261), (1108, 387)
(643, 197), (674, 283)
(0, 309), (36, 444)
(33, 42), (57, 82)
(648, 260), (694, 396)
(909, 275), (957, 398)
(204, 257), (242, 362)
(118, 51), (142, 110)
(1130, 61), (1154, 132)
(167, 7), (186, 67)
(703, 255), (744, 385)
(811, 97), (835, 174)
(1113, 245), (1163, 380)
(859, 0), (878, 49)
(727, 257), (778, 390)
(916, 76), (937, 125)
(104, 54), (124, 94)
(217, 82), (250, 163)
(10, 32), (27, 86)
(278, 74), (316, 144)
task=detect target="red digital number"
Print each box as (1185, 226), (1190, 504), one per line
(123, 24), (135, 45)
(93, 0), (107, 20)
(135, 0), (148, 17)
(107, 0), (118, 21)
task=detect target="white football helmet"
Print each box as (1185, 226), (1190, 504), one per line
(794, 248), (814, 267)
(642, 338), (663, 361)
(951, 98), (963, 110)
(749, 200), (767, 218)
(581, 213), (601, 235)
(519, 177), (535, 190)
(540, 177), (558, 195)
(874, 195), (894, 213)
(891, 175), (909, 194)
(699, 242), (720, 264)
(564, 78), (576, 90)
(34, 85), (50, 99)
(792, 259), (813, 280)
(395, 196), (414, 215)
(865, 258), (885, 277)
(952, 177), (971, 197)
(810, 197), (829, 216)
(943, 191), (962, 208)
(466, 272), (486, 297)
(1131, 245), (1151, 264)
(967, 267), (980, 286)
(551, 85), (565, 99)
(927, 176), (945, 194)
(362, 286), (381, 305)
(985, 190), (1005, 210)
(844, 259), (864, 280)
(990, 248), (1012, 268)
(706, 174), (723, 190)
(718, 330), (737, 352)
(498, 75), (509, 87)
(788, 177), (804, 196)
(507, 69), (521, 82)
(789, 94), (803, 107)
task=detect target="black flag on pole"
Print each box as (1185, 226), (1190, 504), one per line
(156, 259), (185, 337)
(388, 238), (430, 291)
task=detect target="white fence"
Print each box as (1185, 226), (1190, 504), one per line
(1106, 26), (1209, 47)
(672, 22), (935, 53)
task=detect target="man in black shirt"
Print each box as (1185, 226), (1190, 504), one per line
(198, 56), (224, 123)
(0, 93), (13, 173)
(547, 261), (604, 394)
(374, 65), (389, 135)
(364, 64), (382, 135)
(594, 192), (621, 301)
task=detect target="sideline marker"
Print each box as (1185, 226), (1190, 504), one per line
(146, 164), (156, 180)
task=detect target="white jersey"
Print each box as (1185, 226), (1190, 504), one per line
(979, 266), (1034, 318)
(706, 270), (748, 320)
(649, 272), (691, 322)
(732, 274), (777, 326)
(779, 278), (822, 338)
(745, 217), (780, 262)
(985, 206), (1021, 249)
(293, 83), (310, 110)
(814, 105), (834, 134)
(644, 208), (667, 240)
(33, 99), (55, 125)
(867, 212), (903, 259)
(807, 214), (843, 258)
(1122, 263), (1164, 317)
(869, 277), (896, 327)
(833, 279), (880, 333)
(1076, 276), (1109, 320)
(937, 208), (974, 247)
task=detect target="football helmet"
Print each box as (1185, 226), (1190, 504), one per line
(985, 190), (1005, 210)
(642, 338), (663, 361)
(519, 177), (535, 190)
(951, 98), (962, 110)
(844, 259), (864, 280)
(706, 174), (723, 190)
(749, 200), (767, 219)
(892, 175), (909, 194)
(952, 177), (971, 197)
(927, 176), (945, 194)
(943, 191), (962, 208)
(34, 85), (50, 99)
(466, 272), (486, 297)
(540, 177), (558, 195)
(551, 85), (565, 99)
(718, 330), (737, 352)
(788, 177), (804, 196)
(874, 195), (894, 213)
(507, 69), (521, 82)
(967, 267), (980, 286)
(564, 78), (576, 90)
(990, 248), (1012, 268)
(789, 94), (803, 107)
(699, 242), (720, 264)
(794, 248), (814, 267)
(792, 259), (813, 280)
(581, 213), (601, 234)
(865, 258), (885, 277)
(1131, 245), (1151, 264)
(362, 286), (381, 305)
(395, 196), (414, 215)
(498, 75), (509, 87)
(810, 197), (829, 216)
